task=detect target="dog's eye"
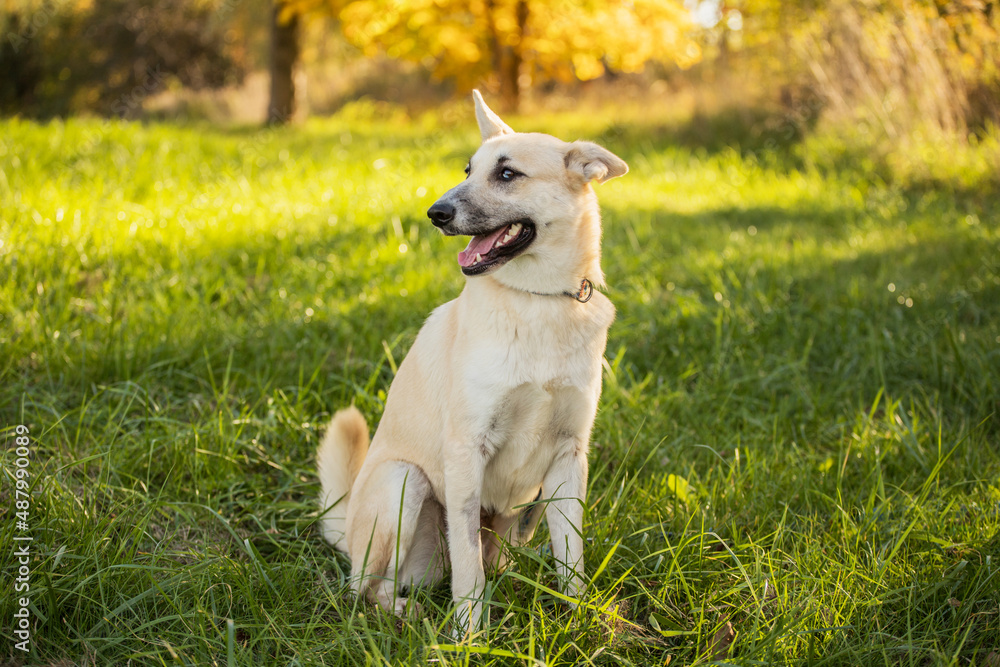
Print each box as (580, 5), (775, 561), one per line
(500, 168), (519, 181)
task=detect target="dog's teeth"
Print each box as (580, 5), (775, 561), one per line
(474, 253), (482, 263)
(510, 223), (522, 234)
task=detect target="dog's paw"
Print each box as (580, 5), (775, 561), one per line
(559, 578), (587, 608)
(393, 597), (422, 618)
(450, 599), (482, 643)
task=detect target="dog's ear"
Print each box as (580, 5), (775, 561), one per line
(473, 90), (514, 143)
(564, 141), (629, 184)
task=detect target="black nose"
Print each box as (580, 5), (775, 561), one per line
(427, 202), (455, 228)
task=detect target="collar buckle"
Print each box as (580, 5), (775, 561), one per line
(570, 278), (594, 303)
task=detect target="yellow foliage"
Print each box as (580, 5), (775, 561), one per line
(277, 0), (698, 91)
(571, 53), (604, 81)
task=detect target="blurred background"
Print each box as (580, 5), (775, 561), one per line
(2, 0), (998, 144)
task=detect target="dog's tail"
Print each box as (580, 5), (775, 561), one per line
(317, 406), (370, 553)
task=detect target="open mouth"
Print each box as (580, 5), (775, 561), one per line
(457, 219), (536, 276)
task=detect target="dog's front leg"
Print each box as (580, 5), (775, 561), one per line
(543, 446), (589, 603)
(444, 447), (486, 638)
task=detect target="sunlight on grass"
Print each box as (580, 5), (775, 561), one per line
(1, 111), (998, 665)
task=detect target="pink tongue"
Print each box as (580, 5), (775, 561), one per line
(457, 225), (510, 267)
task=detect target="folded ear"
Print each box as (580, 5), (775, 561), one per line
(564, 141), (629, 184)
(473, 90), (514, 143)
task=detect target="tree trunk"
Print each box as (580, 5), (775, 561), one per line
(486, 0), (527, 113)
(268, 4), (299, 125)
(718, 3), (730, 73)
(502, 0), (528, 113)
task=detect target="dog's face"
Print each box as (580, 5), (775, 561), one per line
(427, 92), (627, 278)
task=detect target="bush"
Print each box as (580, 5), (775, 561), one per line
(794, 0), (1000, 137)
(0, 0), (245, 117)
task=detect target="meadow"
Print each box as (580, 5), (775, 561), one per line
(1, 103), (999, 665)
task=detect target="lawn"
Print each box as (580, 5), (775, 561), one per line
(1, 105), (998, 665)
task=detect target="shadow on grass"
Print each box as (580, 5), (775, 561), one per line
(14, 190), (995, 409)
(603, 103), (819, 158)
(600, 198), (998, 435)
(575, 103), (999, 202)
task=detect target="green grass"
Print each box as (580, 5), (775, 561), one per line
(1, 106), (999, 666)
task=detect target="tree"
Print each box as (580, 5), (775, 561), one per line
(268, 2), (299, 124)
(280, 0), (700, 111)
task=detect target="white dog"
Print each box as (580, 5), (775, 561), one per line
(317, 91), (627, 635)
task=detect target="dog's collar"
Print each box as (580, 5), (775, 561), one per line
(527, 278), (594, 303)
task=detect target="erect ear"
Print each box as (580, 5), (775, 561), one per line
(473, 89), (514, 143)
(564, 141), (629, 184)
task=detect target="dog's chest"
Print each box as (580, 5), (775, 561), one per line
(463, 297), (608, 392)
(462, 308), (609, 513)
(477, 380), (590, 512)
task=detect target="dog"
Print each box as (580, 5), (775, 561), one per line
(317, 90), (627, 636)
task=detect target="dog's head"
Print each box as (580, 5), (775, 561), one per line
(427, 91), (627, 289)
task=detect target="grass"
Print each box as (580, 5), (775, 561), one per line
(1, 104), (998, 666)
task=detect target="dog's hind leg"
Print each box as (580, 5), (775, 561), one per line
(393, 496), (447, 613)
(481, 488), (546, 570)
(349, 461), (433, 615)
(511, 488), (546, 546)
